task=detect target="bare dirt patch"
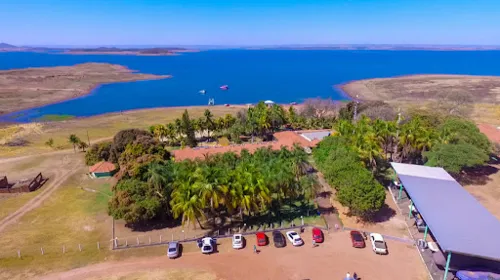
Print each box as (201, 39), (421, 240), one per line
(0, 63), (171, 115)
(463, 163), (500, 221)
(35, 231), (427, 280)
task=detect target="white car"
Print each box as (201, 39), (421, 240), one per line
(199, 237), (215, 254)
(232, 234), (244, 249)
(286, 231), (304, 246)
(369, 233), (388, 255)
(167, 241), (180, 259)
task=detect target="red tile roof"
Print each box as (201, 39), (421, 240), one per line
(89, 161), (117, 173)
(172, 130), (332, 161)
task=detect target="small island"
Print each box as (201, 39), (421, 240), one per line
(0, 63), (171, 115)
(64, 47), (197, 56)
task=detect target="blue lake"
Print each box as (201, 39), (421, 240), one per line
(1, 50), (500, 122)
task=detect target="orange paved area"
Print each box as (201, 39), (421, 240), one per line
(38, 231), (428, 280)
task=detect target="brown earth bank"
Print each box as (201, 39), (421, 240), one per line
(341, 74), (500, 102)
(0, 63), (171, 115)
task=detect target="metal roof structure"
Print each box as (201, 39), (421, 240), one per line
(391, 162), (500, 261)
(300, 131), (331, 142)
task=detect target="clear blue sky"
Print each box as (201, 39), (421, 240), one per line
(1, 0), (500, 46)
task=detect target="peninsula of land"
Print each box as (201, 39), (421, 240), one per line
(0, 63), (171, 115)
(341, 74), (500, 124)
(341, 75), (500, 102)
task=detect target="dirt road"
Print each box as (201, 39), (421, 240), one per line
(0, 157), (84, 233)
(36, 231), (427, 280)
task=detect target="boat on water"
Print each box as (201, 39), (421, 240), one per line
(219, 85), (229, 90)
(199, 89), (206, 95)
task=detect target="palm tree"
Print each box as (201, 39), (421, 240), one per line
(68, 134), (81, 153)
(165, 123), (177, 145)
(204, 109), (215, 139)
(153, 124), (168, 142)
(170, 181), (205, 229)
(144, 162), (171, 198)
(78, 141), (88, 152)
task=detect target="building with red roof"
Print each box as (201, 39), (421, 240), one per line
(89, 161), (118, 178)
(172, 129), (333, 162)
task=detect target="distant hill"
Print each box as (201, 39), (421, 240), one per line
(0, 43), (18, 49)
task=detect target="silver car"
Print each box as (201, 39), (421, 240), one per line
(167, 241), (180, 258)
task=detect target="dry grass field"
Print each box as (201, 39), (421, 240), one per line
(0, 105), (244, 157)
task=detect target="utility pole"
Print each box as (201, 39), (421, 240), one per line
(86, 130), (91, 146)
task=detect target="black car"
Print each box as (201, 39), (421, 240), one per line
(272, 230), (286, 248)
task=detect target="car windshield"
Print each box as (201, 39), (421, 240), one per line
(202, 245), (211, 251)
(168, 248), (176, 252)
(374, 240), (386, 249)
(352, 234), (364, 241)
(234, 239), (241, 244)
(290, 232), (297, 236)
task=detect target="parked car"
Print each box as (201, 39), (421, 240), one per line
(256, 232), (268, 246)
(199, 237), (215, 254)
(232, 234), (244, 249)
(369, 233), (388, 255)
(272, 230), (286, 248)
(350, 231), (366, 248)
(286, 231), (304, 246)
(312, 227), (324, 243)
(167, 241), (180, 258)
(415, 218), (427, 232)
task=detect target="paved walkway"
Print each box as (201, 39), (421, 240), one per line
(315, 172), (343, 231)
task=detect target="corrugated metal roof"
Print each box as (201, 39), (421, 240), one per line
(300, 131), (331, 142)
(391, 163), (500, 261)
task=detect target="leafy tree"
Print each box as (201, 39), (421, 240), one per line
(424, 143), (489, 174)
(85, 142), (112, 166)
(438, 118), (491, 154)
(203, 109), (215, 139)
(109, 129), (151, 162)
(108, 179), (163, 224)
(68, 134), (81, 153)
(181, 110), (197, 147)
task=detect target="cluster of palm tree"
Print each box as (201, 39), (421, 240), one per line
(68, 134), (88, 152)
(335, 115), (440, 171)
(149, 110), (237, 146)
(108, 146), (320, 228)
(149, 101), (337, 147)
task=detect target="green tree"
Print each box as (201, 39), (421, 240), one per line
(181, 110), (197, 147)
(424, 143), (489, 174)
(203, 109), (215, 139)
(78, 141), (88, 152)
(68, 134), (81, 153)
(108, 179), (163, 224)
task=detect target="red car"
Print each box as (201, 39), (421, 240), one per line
(350, 230), (366, 248)
(256, 232), (268, 246)
(312, 227), (324, 243)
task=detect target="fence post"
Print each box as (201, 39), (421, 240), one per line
(17, 250), (21, 259)
(149, 237), (151, 245)
(301, 216), (304, 226)
(114, 238), (118, 248)
(160, 235), (162, 243)
(136, 237), (139, 245)
(40, 247), (44, 255)
(97, 242), (100, 250)
(125, 239), (128, 247)
(62, 245), (65, 254)
(78, 244), (82, 252)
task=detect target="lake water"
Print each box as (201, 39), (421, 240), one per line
(1, 50), (500, 122)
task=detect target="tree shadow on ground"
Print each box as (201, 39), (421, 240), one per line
(368, 203), (396, 223)
(458, 164), (499, 186)
(126, 217), (182, 232)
